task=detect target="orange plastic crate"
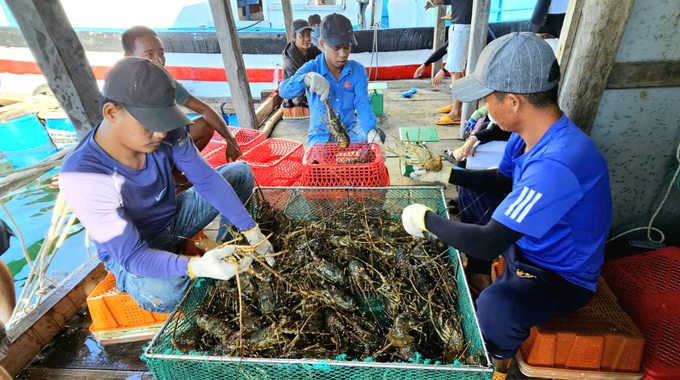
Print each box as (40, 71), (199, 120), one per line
(519, 278), (645, 374)
(87, 232), (209, 338)
(87, 272), (169, 333)
(282, 106), (310, 119)
(238, 138), (304, 187)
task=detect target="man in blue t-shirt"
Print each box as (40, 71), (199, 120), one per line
(402, 33), (612, 378)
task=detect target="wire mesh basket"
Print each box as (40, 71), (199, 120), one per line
(143, 187), (494, 380)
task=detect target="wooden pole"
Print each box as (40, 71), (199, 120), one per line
(431, 5), (447, 79)
(5, 0), (101, 139)
(459, 0), (491, 139)
(556, 0), (584, 70)
(209, 0), (259, 129)
(558, 0), (635, 135)
(281, 0), (294, 42)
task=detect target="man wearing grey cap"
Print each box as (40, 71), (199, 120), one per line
(401, 33), (612, 377)
(282, 19), (322, 108)
(60, 57), (276, 313)
(279, 13), (384, 147)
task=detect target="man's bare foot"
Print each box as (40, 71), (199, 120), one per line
(447, 111), (462, 123)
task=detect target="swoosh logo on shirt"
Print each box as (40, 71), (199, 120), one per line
(155, 188), (167, 202)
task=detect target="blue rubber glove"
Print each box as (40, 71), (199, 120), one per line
(401, 87), (418, 98)
(464, 118), (477, 133)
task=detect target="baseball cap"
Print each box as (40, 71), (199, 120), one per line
(292, 19), (313, 34)
(451, 32), (560, 102)
(320, 13), (357, 47)
(103, 57), (192, 133)
(308, 14), (321, 26)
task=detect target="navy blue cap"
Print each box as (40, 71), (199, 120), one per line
(320, 13), (357, 47)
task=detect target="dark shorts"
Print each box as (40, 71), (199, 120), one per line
(476, 245), (594, 359)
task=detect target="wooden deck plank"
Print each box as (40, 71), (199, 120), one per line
(18, 368), (153, 380)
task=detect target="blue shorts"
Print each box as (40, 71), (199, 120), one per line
(104, 162), (254, 313)
(476, 245), (594, 359)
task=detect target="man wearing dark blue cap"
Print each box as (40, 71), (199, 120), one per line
(60, 57), (276, 313)
(402, 33), (612, 378)
(279, 13), (384, 147)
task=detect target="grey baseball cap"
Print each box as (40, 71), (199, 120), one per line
(451, 32), (560, 102)
(320, 13), (357, 47)
(103, 57), (192, 133)
(293, 19), (313, 34)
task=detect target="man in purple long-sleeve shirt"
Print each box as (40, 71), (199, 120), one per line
(61, 58), (275, 313)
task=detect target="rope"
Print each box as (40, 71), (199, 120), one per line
(10, 191), (76, 323)
(367, 23), (383, 82)
(607, 141), (680, 244)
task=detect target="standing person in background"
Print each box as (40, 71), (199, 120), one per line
(122, 26), (241, 163)
(425, 0), (474, 126)
(308, 14), (323, 50)
(413, 28), (496, 87)
(282, 19), (322, 109)
(531, 0), (569, 38)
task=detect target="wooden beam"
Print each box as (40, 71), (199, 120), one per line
(459, 0), (492, 139)
(281, 0), (294, 43)
(4, 0), (101, 139)
(208, 0), (259, 130)
(556, 0), (584, 70)
(261, 108), (284, 137)
(431, 5), (447, 80)
(558, 0), (636, 135)
(255, 91), (283, 126)
(1, 260), (105, 376)
(606, 61), (680, 89)
(0, 147), (73, 199)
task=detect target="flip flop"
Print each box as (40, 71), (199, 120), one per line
(435, 115), (461, 125)
(438, 105), (452, 113)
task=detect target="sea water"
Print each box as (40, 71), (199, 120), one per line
(0, 172), (90, 301)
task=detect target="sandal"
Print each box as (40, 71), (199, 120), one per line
(438, 105), (452, 113)
(435, 115), (460, 125)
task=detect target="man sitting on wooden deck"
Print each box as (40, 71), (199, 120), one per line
(281, 19), (322, 109)
(122, 26), (242, 163)
(279, 13), (384, 147)
(60, 58), (275, 313)
(402, 33), (612, 379)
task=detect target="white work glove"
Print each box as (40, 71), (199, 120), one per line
(366, 128), (385, 147)
(187, 245), (252, 281)
(402, 204), (433, 238)
(243, 225), (276, 267)
(410, 162), (453, 185)
(304, 73), (330, 102)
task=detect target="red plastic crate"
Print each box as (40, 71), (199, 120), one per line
(201, 128), (266, 168)
(238, 138), (304, 187)
(301, 143), (389, 187)
(602, 248), (680, 380)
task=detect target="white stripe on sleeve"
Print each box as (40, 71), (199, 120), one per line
(516, 192), (542, 223)
(504, 187), (529, 217)
(510, 189), (535, 220)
